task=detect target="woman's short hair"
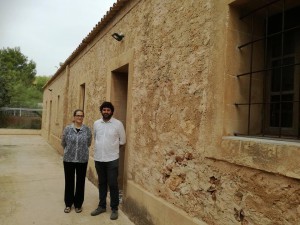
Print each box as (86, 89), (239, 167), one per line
(73, 109), (84, 116)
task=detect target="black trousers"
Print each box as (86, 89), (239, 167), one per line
(95, 159), (119, 210)
(63, 161), (88, 208)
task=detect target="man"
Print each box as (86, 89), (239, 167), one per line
(91, 101), (126, 220)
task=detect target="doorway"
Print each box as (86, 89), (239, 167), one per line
(48, 100), (52, 141)
(110, 64), (128, 190)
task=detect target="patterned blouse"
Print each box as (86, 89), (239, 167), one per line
(61, 123), (92, 163)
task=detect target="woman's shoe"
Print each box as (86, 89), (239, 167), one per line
(75, 207), (82, 213)
(64, 207), (71, 213)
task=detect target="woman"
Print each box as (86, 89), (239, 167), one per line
(61, 109), (92, 213)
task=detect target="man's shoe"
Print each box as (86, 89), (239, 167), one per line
(110, 210), (118, 220)
(90, 207), (106, 216)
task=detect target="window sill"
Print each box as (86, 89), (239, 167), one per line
(206, 136), (300, 179)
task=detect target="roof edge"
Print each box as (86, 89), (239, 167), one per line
(44, 0), (129, 89)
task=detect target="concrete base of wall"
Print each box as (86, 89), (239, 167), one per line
(49, 134), (63, 155)
(0, 129), (41, 135)
(123, 180), (207, 225)
(87, 157), (98, 186)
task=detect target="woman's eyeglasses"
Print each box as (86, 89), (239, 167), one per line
(75, 115), (84, 118)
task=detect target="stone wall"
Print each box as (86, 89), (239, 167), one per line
(42, 0), (300, 224)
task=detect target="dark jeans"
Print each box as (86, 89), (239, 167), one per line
(95, 159), (119, 210)
(63, 161), (88, 208)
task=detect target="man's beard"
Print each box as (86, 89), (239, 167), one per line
(102, 113), (112, 121)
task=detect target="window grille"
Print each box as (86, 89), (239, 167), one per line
(235, 0), (300, 139)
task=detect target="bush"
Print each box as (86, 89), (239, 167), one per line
(0, 115), (41, 129)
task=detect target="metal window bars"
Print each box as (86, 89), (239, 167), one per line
(234, 0), (300, 139)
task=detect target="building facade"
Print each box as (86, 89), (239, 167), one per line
(42, 0), (300, 224)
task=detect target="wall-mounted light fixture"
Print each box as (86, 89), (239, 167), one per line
(112, 32), (124, 41)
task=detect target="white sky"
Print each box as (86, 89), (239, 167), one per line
(0, 0), (117, 76)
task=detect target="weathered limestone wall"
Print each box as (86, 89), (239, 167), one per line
(42, 0), (300, 224)
(122, 1), (215, 224)
(42, 71), (67, 153)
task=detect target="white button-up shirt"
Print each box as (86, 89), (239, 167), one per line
(93, 117), (126, 162)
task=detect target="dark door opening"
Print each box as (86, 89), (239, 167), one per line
(111, 64), (128, 191)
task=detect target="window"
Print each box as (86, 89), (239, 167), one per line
(234, 0), (300, 139)
(55, 95), (60, 124)
(211, 0), (300, 182)
(79, 83), (85, 111)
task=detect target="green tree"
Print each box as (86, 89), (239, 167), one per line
(34, 76), (50, 92)
(0, 75), (10, 107)
(0, 47), (36, 85)
(9, 76), (50, 108)
(0, 47), (37, 107)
